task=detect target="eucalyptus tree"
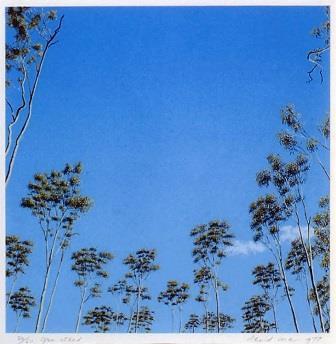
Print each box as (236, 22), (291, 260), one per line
(8, 287), (36, 332)
(123, 248), (159, 333)
(184, 314), (200, 333)
(194, 266), (211, 332)
(158, 280), (190, 332)
(313, 196), (329, 271)
(249, 191), (299, 332)
(202, 312), (235, 333)
(252, 263), (281, 332)
(190, 220), (234, 333)
(6, 235), (33, 305)
(129, 306), (154, 333)
(107, 279), (131, 331)
(255, 149), (325, 331)
(71, 247), (113, 332)
(82, 306), (113, 333)
(307, 7), (330, 82)
(309, 276), (330, 332)
(20, 162), (92, 332)
(285, 238), (318, 332)
(278, 104), (329, 180)
(5, 7), (64, 184)
(241, 295), (274, 333)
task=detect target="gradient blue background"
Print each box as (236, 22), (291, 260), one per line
(6, 6), (329, 333)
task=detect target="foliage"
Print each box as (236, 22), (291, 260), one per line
(82, 306), (113, 333)
(242, 295), (275, 333)
(129, 306), (154, 333)
(5, 7), (64, 184)
(202, 312), (235, 333)
(6, 235), (33, 278)
(184, 314), (200, 333)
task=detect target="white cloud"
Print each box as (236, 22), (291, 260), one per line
(228, 240), (266, 256)
(279, 225), (310, 243)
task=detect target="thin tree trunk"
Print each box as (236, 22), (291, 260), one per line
(171, 308), (175, 332)
(134, 283), (141, 333)
(6, 16), (64, 185)
(178, 305), (182, 333)
(75, 286), (87, 333)
(304, 275), (318, 333)
(271, 303), (278, 333)
(214, 279), (220, 333)
(14, 313), (22, 333)
(7, 275), (17, 306)
(295, 206), (325, 332)
(41, 250), (65, 332)
(34, 261), (53, 333)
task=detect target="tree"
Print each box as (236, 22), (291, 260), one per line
(82, 306), (113, 333)
(71, 247), (113, 332)
(123, 248), (159, 333)
(158, 280), (190, 332)
(194, 266), (212, 332)
(129, 306), (154, 333)
(285, 238), (318, 332)
(5, 7), (64, 184)
(256, 142), (326, 331)
(252, 263), (281, 332)
(249, 191), (299, 332)
(313, 196), (330, 271)
(242, 295), (274, 333)
(309, 276), (329, 332)
(202, 312), (235, 333)
(278, 104), (329, 180)
(191, 220), (234, 333)
(184, 314), (200, 333)
(107, 279), (131, 332)
(21, 162), (92, 332)
(8, 287), (36, 332)
(307, 7), (330, 83)
(6, 235), (33, 305)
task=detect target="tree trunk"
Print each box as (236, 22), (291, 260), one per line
(214, 279), (221, 333)
(7, 275), (17, 306)
(178, 305), (183, 333)
(134, 283), (141, 333)
(295, 207), (325, 332)
(75, 286), (87, 333)
(279, 259), (300, 333)
(271, 303), (278, 333)
(41, 250), (65, 332)
(34, 262), (52, 333)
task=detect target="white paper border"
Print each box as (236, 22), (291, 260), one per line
(1, 1), (334, 343)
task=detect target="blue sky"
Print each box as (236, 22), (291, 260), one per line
(6, 6), (329, 333)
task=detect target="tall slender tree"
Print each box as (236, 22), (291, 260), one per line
(158, 280), (190, 332)
(242, 295), (275, 333)
(5, 8), (64, 184)
(249, 191), (299, 332)
(285, 238), (318, 332)
(184, 314), (200, 333)
(194, 266), (212, 333)
(256, 148), (325, 331)
(8, 287), (36, 332)
(190, 220), (234, 333)
(252, 263), (281, 332)
(129, 306), (154, 333)
(202, 312), (235, 333)
(6, 235), (33, 305)
(82, 306), (114, 333)
(123, 248), (159, 333)
(20, 162), (92, 332)
(71, 247), (113, 332)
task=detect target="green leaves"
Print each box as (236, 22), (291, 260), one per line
(158, 280), (190, 307)
(191, 220), (234, 264)
(6, 235), (33, 277)
(8, 287), (36, 319)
